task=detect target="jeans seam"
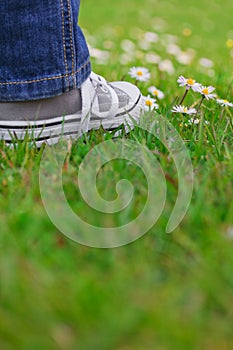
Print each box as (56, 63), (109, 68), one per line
(0, 59), (90, 86)
(67, 0), (75, 78)
(60, 0), (69, 75)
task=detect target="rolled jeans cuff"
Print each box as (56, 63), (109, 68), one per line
(0, 0), (91, 101)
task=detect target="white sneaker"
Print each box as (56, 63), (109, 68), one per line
(0, 72), (143, 147)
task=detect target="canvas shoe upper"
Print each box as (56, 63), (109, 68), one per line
(0, 72), (143, 146)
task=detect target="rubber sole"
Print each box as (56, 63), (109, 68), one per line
(0, 94), (143, 147)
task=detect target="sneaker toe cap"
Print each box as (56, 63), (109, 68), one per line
(109, 81), (141, 106)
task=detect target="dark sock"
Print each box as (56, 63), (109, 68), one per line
(0, 89), (82, 121)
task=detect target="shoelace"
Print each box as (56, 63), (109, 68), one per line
(80, 72), (119, 135)
(79, 73), (112, 134)
(89, 72), (109, 93)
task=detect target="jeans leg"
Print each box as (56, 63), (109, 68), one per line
(0, 0), (91, 101)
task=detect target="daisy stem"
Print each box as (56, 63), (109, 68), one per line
(198, 111), (205, 153)
(179, 88), (189, 105)
(219, 108), (224, 119)
(196, 96), (205, 115)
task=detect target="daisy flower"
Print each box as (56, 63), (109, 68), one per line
(189, 118), (200, 125)
(144, 32), (159, 43)
(121, 39), (135, 52)
(172, 105), (197, 115)
(143, 95), (159, 111)
(216, 99), (233, 107)
(145, 52), (161, 64)
(158, 59), (174, 75)
(183, 28), (192, 37)
(177, 75), (201, 92)
(128, 67), (151, 82)
(199, 58), (214, 68)
(148, 86), (165, 99)
(176, 52), (193, 65)
(166, 44), (181, 56)
(199, 86), (216, 100)
(226, 39), (233, 48)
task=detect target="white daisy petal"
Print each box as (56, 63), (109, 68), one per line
(158, 60), (174, 75)
(128, 67), (151, 82)
(177, 76), (187, 87)
(148, 86), (165, 99)
(199, 85), (217, 100)
(172, 105), (197, 115)
(143, 95), (159, 111)
(216, 99), (233, 107)
(189, 118), (200, 125)
(177, 75), (201, 92)
(199, 58), (214, 68)
(144, 32), (159, 43)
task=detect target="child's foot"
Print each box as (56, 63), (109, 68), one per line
(0, 72), (143, 147)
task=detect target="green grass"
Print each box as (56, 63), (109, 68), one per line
(1, 0), (233, 349)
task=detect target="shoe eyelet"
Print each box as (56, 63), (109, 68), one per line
(100, 85), (109, 93)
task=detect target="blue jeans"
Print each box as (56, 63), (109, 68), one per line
(0, 0), (91, 101)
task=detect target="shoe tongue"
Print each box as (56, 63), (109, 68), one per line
(95, 85), (113, 113)
(81, 76), (119, 120)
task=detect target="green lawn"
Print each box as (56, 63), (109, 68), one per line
(1, 0), (233, 349)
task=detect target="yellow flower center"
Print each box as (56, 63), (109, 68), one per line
(223, 99), (229, 103)
(202, 88), (209, 95)
(183, 108), (188, 113)
(187, 78), (195, 85)
(153, 90), (159, 96)
(146, 100), (153, 107)
(137, 71), (143, 76)
(183, 28), (192, 37)
(226, 39), (233, 48)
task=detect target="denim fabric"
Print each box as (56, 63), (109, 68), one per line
(0, 0), (91, 101)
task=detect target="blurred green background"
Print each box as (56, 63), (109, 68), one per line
(80, 0), (233, 64)
(0, 0), (233, 349)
